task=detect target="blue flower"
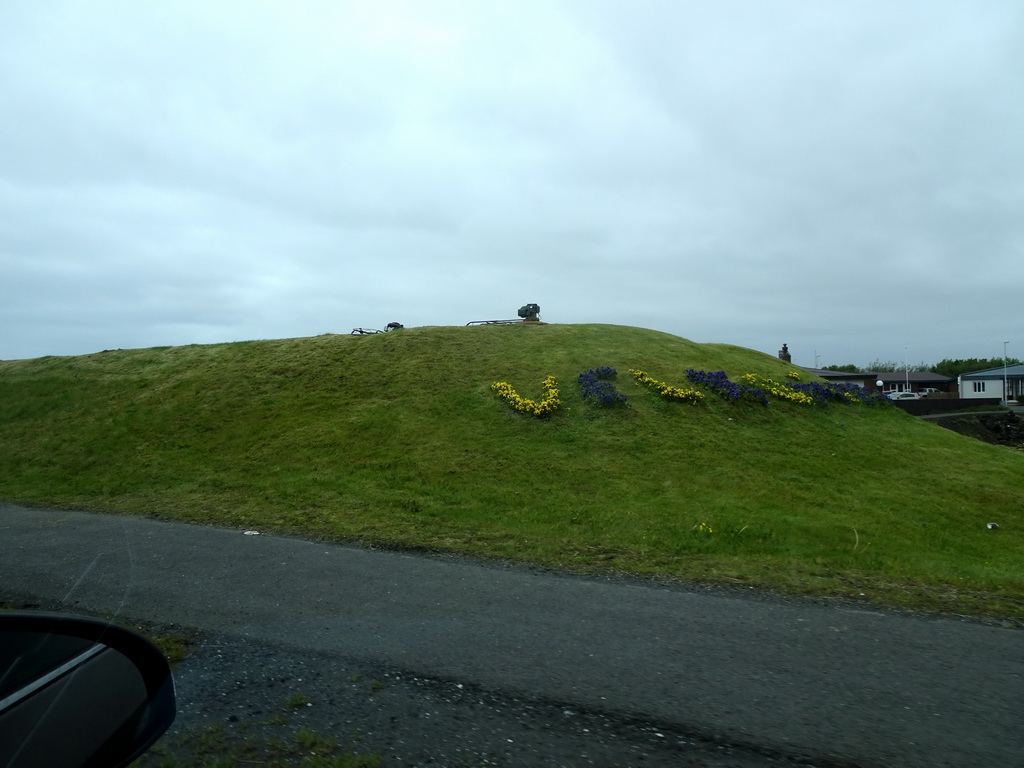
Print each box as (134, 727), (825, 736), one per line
(685, 369), (768, 405)
(578, 368), (628, 405)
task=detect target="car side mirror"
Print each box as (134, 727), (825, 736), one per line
(0, 612), (176, 768)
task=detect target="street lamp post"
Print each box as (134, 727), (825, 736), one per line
(1004, 341), (1010, 405)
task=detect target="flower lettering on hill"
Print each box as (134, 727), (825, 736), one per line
(684, 369), (768, 405)
(491, 376), (562, 417)
(491, 368), (891, 420)
(628, 369), (703, 404)
(577, 367), (627, 405)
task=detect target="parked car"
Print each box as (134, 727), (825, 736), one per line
(886, 391), (921, 401)
(918, 388), (941, 396)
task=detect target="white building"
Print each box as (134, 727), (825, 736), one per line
(958, 364), (1024, 404)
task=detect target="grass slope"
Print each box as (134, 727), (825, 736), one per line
(2, 324), (1022, 619)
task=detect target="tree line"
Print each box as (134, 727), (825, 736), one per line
(822, 358), (1022, 379)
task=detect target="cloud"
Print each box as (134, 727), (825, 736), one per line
(1, 0), (1022, 367)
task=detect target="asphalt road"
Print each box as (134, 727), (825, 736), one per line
(1, 502), (1021, 767)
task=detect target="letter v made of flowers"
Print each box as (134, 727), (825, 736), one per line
(491, 376), (562, 417)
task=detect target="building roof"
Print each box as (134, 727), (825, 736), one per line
(959, 364), (1024, 380)
(802, 368), (873, 381)
(869, 371), (953, 384)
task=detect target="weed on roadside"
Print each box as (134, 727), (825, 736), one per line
(136, 721), (381, 768)
(285, 691), (312, 710)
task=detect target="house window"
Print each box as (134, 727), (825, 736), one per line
(973, 382), (986, 393)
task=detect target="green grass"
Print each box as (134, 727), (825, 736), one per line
(2, 324), (1022, 619)
(286, 692), (312, 710)
(137, 722), (381, 768)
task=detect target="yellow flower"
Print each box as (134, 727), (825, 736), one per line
(742, 373), (813, 405)
(629, 369), (703, 404)
(492, 377), (562, 417)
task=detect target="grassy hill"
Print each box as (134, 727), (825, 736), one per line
(1, 323), (1022, 619)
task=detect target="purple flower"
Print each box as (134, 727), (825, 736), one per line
(578, 368), (628, 405)
(685, 369), (768, 405)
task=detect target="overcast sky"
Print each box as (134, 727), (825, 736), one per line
(2, 1), (1021, 368)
